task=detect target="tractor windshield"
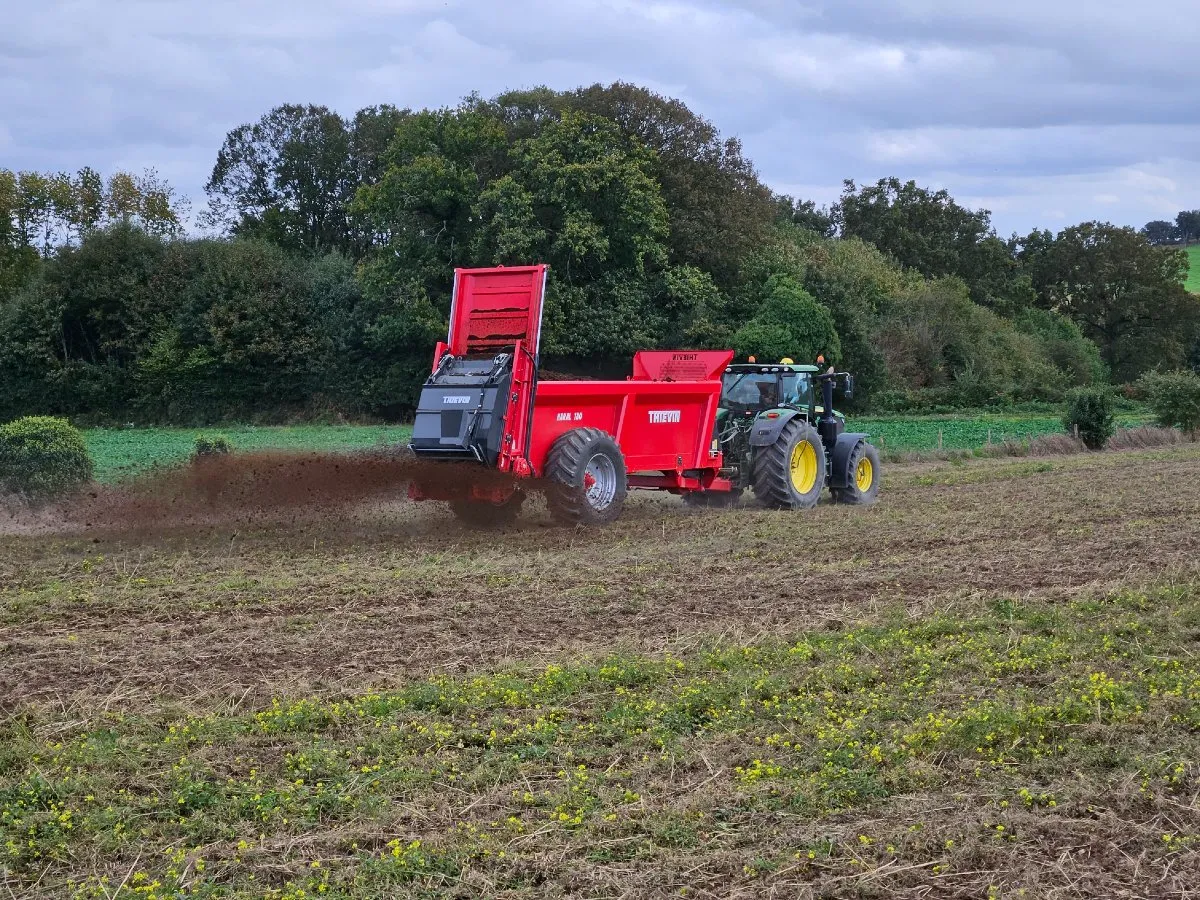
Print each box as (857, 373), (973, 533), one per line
(721, 371), (812, 412)
(721, 373), (778, 409)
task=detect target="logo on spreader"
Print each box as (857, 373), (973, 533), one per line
(649, 410), (682, 424)
(443, 395), (472, 404)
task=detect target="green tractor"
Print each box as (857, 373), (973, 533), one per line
(687, 357), (881, 509)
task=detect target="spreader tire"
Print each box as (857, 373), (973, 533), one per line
(450, 492), (525, 527)
(831, 441), (881, 506)
(545, 428), (627, 526)
(752, 419), (826, 510)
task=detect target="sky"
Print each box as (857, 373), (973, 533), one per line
(2, 0), (1198, 236)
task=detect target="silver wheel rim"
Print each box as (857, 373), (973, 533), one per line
(584, 453), (618, 509)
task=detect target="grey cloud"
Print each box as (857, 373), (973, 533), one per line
(0, 0), (1195, 236)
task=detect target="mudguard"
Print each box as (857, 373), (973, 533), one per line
(748, 410), (805, 447)
(829, 432), (870, 488)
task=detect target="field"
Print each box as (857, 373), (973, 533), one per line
(1187, 244), (1200, 294)
(83, 415), (1150, 482)
(3, 444), (1200, 898)
(85, 426), (411, 483)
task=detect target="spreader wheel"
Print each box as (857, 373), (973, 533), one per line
(752, 418), (826, 510)
(545, 428), (627, 526)
(831, 441), (881, 506)
(450, 492), (526, 528)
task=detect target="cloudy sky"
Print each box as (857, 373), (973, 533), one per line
(3, 0), (1198, 235)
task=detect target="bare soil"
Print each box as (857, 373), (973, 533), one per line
(3, 446), (1198, 715)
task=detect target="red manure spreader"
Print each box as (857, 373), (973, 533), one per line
(409, 265), (880, 525)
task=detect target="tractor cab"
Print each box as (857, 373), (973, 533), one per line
(719, 359), (819, 417)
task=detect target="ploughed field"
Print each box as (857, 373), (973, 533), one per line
(2, 446), (1200, 898)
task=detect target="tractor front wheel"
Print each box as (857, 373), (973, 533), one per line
(545, 428), (627, 526)
(831, 441), (881, 506)
(752, 419), (826, 509)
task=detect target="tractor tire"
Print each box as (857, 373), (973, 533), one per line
(752, 418), (826, 510)
(831, 441), (881, 506)
(450, 492), (525, 528)
(545, 428), (627, 526)
(683, 489), (743, 509)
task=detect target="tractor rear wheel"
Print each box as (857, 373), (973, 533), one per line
(450, 492), (525, 527)
(752, 419), (826, 509)
(831, 441), (881, 506)
(545, 428), (627, 525)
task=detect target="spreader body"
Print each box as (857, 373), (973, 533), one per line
(408, 266), (735, 515)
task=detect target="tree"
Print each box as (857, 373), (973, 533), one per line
(833, 178), (1031, 313)
(488, 83), (777, 288)
(732, 275), (840, 364)
(1142, 219), (1179, 245)
(204, 104), (408, 255)
(1018, 222), (1200, 381)
(776, 196), (835, 237)
(1177, 210), (1200, 245)
(0, 171), (41, 302)
(835, 178), (991, 277)
(356, 105), (675, 365)
(353, 105), (511, 297)
(1, 166), (184, 263)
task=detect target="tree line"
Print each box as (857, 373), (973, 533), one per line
(2, 83), (1197, 424)
(1142, 211), (1200, 246)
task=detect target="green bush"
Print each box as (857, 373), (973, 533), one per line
(1061, 387), (1115, 450)
(733, 275), (841, 364)
(192, 433), (233, 460)
(0, 416), (94, 499)
(1137, 370), (1200, 434)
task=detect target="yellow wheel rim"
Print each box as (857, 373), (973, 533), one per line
(789, 440), (818, 494)
(855, 456), (873, 492)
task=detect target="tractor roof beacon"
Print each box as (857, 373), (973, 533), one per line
(407, 265), (880, 525)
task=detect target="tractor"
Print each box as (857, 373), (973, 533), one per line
(686, 358), (881, 510)
(407, 264), (880, 525)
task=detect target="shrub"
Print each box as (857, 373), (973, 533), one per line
(192, 433), (233, 461)
(0, 416), (94, 500)
(1061, 386), (1114, 450)
(1106, 426), (1185, 451)
(733, 275), (841, 364)
(1137, 370), (1200, 434)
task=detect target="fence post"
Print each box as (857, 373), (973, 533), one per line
(937, 428), (943, 450)
(987, 428), (992, 448)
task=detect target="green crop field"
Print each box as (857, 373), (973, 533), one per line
(856, 413), (1147, 453)
(85, 425), (410, 483)
(1186, 244), (1200, 294)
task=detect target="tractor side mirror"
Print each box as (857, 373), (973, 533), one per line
(843, 375), (854, 399)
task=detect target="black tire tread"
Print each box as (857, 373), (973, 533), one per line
(545, 427), (627, 526)
(831, 441), (881, 506)
(752, 419), (826, 510)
